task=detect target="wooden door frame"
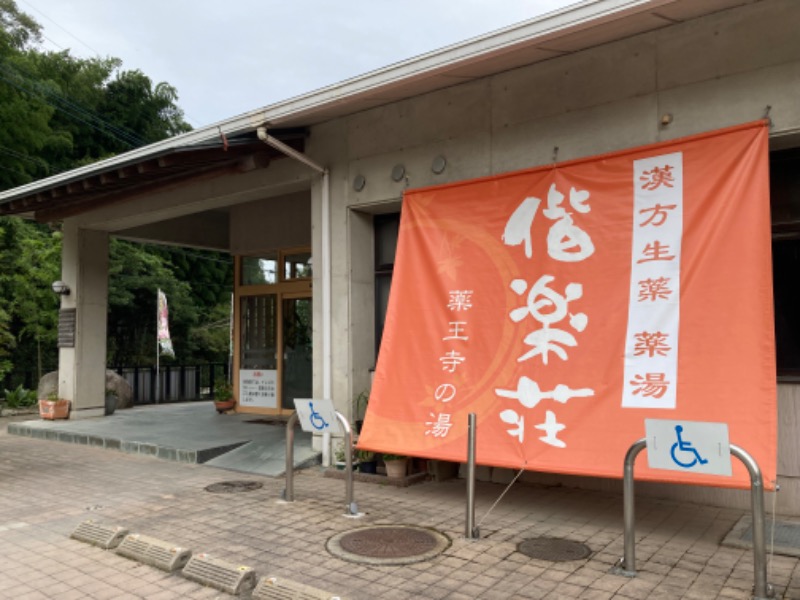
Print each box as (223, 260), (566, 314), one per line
(233, 250), (312, 415)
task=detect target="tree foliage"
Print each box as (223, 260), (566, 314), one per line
(0, 0), (191, 188)
(0, 0), (40, 52)
(0, 3), (233, 389)
(0, 217), (60, 383)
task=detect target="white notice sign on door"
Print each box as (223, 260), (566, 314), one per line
(238, 369), (277, 408)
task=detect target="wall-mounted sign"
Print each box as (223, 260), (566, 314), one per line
(645, 419), (732, 477)
(238, 369), (277, 408)
(294, 399), (342, 435)
(57, 308), (76, 348)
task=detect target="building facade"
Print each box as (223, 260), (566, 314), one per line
(1, 0), (799, 513)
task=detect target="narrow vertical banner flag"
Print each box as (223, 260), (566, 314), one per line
(358, 121), (776, 490)
(157, 288), (175, 358)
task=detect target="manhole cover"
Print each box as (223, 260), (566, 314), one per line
(518, 537), (591, 562)
(204, 481), (263, 494)
(327, 525), (450, 565)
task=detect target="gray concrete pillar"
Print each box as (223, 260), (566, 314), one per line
(58, 221), (109, 418)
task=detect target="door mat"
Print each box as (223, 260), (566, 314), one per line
(722, 515), (800, 558)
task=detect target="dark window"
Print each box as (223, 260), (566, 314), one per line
(374, 213), (400, 356)
(772, 147), (800, 378)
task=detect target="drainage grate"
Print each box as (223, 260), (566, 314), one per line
(70, 520), (128, 549)
(327, 525), (450, 566)
(115, 533), (192, 572)
(205, 480), (263, 493)
(182, 552), (257, 595)
(252, 575), (344, 600)
(245, 418), (292, 427)
(518, 536), (592, 562)
(723, 516), (800, 558)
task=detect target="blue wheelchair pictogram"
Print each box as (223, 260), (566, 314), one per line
(669, 425), (708, 468)
(308, 402), (329, 431)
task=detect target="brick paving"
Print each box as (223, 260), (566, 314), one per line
(0, 419), (798, 599)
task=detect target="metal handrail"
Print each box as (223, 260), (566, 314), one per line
(616, 438), (773, 600)
(283, 410), (358, 516)
(283, 412), (299, 502)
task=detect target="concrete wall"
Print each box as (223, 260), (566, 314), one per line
(229, 190), (311, 255)
(308, 0), (800, 513)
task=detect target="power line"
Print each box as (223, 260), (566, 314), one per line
(20, 0), (103, 57)
(0, 61), (147, 149)
(17, 1), (202, 129)
(0, 144), (48, 168)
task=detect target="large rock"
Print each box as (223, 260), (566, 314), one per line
(106, 371), (134, 409)
(36, 371), (57, 400)
(37, 370), (134, 410)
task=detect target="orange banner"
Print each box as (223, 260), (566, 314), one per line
(359, 121), (776, 489)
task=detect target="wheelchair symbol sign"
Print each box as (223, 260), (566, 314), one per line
(294, 399), (342, 435)
(644, 419), (731, 477)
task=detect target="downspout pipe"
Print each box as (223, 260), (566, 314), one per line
(256, 127), (332, 403)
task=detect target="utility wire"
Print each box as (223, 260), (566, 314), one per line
(0, 144), (49, 168)
(7, 60), (147, 147)
(20, 0), (104, 57)
(0, 61), (146, 149)
(18, 1), (202, 129)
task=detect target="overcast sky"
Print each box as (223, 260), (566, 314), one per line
(19, 0), (578, 128)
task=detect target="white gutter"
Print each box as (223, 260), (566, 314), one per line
(255, 128), (333, 406)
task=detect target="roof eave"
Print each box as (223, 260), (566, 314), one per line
(0, 0), (707, 205)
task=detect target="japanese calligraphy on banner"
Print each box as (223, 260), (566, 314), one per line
(358, 121), (776, 489)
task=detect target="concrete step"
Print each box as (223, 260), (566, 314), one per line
(7, 402), (318, 476)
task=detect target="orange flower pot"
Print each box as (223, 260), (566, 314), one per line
(39, 399), (71, 420)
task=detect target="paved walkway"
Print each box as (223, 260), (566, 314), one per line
(1, 417), (799, 599)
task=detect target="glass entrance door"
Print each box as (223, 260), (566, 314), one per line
(281, 296), (312, 410)
(236, 250), (312, 414)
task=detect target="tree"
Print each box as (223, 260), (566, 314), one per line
(0, 217), (59, 385)
(0, 4), (236, 391)
(107, 240), (198, 366)
(0, 0), (40, 53)
(9, 220), (60, 379)
(0, 1), (191, 190)
(101, 71), (191, 148)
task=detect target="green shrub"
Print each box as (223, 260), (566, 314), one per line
(381, 453), (406, 461)
(3, 385), (37, 408)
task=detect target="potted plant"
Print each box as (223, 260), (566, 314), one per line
(213, 381), (236, 413)
(105, 388), (118, 416)
(356, 449), (377, 474)
(334, 441), (358, 470)
(39, 390), (70, 420)
(381, 453), (408, 478)
(353, 390), (369, 433)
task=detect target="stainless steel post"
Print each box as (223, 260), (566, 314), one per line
(616, 439), (772, 599)
(619, 438), (646, 576)
(730, 444), (772, 600)
(283, 412), (299, 502)
(335, 412), (358, 515)
(465, 413), (478, 539)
